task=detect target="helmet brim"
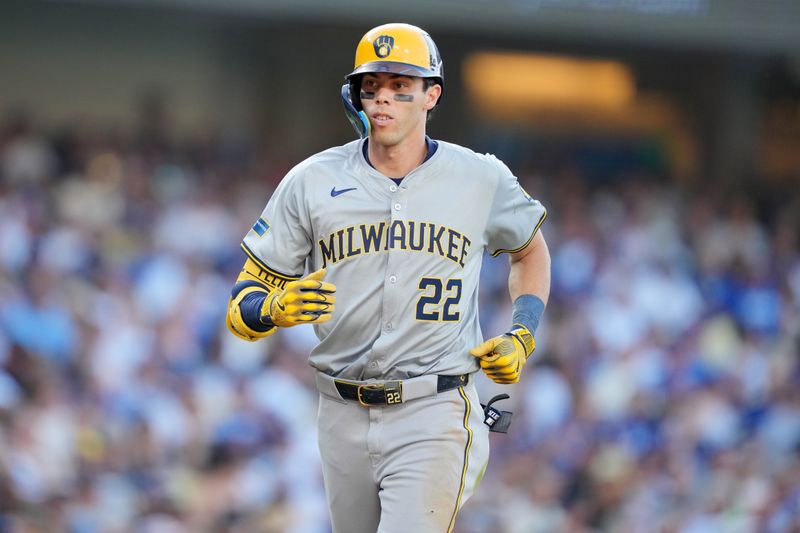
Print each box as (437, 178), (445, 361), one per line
(346, 61), (441, 80)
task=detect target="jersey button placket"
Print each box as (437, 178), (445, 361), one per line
(382, 190), (404, 343)
(385, 275), (396, 332)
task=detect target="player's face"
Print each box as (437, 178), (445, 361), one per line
(360, 73), (439, 148)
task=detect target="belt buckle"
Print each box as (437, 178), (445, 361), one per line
(357, 381), (403, 407)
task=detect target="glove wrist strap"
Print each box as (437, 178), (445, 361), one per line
(508, 325), (535, 358)
(260, 292), (279, 327)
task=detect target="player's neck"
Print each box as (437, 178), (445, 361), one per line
(368, 134), (428, 179)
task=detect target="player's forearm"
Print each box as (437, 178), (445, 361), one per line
(226, 259), (278, 341)
(470, 231), (550, 382)
(227, 287), (276, 341)
(508, 230), (550, 304)
(237, 288), (273, 330)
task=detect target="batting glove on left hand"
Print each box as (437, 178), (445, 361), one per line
(469, 326), (535, 384)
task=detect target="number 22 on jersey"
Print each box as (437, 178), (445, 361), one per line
(415, 277), (462, 321)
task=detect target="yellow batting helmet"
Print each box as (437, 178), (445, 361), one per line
(341, 23), (444, 138)
(346, 23), (444, 83)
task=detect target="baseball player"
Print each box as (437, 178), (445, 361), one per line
(226, 23), (550, 533)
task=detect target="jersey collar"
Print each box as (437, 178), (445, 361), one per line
(361, 136), (439, 178)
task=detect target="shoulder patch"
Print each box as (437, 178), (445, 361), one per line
(252, 217), (270, 236)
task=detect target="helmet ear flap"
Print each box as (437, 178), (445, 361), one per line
(348, 76), (362, 111)
(340, 82), (370, 139)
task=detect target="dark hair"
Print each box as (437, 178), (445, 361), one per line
(423, 78), (439, 91)
(423, 78), (442, 121)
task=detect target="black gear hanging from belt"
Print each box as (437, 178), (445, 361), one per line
(482, 394), (514, 433)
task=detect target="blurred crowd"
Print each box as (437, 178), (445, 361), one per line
(0, 108), (798, 533)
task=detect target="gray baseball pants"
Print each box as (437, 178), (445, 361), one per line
(316, 375), (490, 533)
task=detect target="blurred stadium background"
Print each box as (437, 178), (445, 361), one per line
(1, 0), (799, 531)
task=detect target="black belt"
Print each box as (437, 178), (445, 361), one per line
(334, 374), (468, 406)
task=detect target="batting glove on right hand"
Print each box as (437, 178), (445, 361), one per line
(469, 326), (535, 384)
(261, 268), (336, 328)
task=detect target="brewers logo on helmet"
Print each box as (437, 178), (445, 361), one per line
(341, 23), (444, 138)
(373, 35), (394, 58)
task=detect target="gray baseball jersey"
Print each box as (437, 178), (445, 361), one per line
(242, 138), (546, 381)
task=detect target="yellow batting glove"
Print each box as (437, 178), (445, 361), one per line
(262, 269), (337, 328)
(469, 326), (535, 384)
